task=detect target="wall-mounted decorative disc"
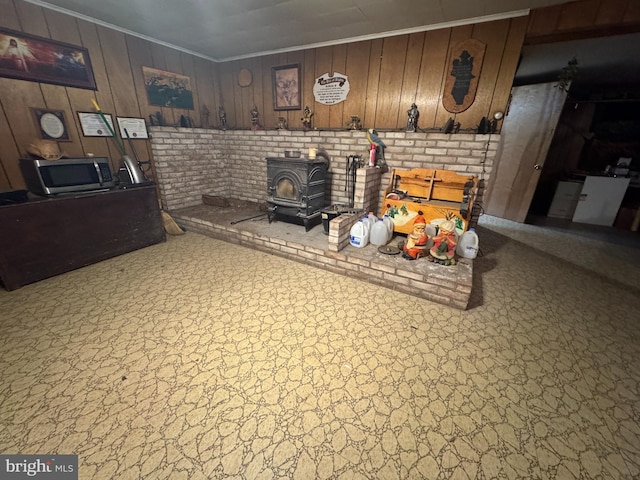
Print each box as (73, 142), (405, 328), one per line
(238, 68), (253, 87)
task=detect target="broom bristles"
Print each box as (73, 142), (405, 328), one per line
(161, 210), (185, 235)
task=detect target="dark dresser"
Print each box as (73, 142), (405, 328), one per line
(0, 184), (165, 291)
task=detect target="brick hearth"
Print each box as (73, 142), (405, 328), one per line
(170, 203), (473, 310)
(150, 126), (490, 310)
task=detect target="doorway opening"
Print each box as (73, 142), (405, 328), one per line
(527, 99), (640, 243)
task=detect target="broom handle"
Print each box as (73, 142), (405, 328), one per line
(91, 99), (126, 155)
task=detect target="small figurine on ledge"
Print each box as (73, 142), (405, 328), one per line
(301, 106), (313, 130)
(442, 117), (461, 134)
(366, 128), (386, 168)
(201, 104), (210, 129)
(218, 106), (227, 130)
(401, 213), (429, 260)
(347, 115), (361, 130)
(250, 106), (261, 130)
(149, 111), (165, 126)
(277, 116), (287, 130)
(406, 103), (419, 132)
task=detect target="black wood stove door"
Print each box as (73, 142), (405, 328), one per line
(270, 169), (305, 206)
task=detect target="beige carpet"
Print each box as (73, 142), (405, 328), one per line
(1, 216), (639, 479)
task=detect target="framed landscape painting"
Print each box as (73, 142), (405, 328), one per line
(0, 27), (96, 89)
(142, 66), (194, 109)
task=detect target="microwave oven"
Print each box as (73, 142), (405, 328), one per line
(20, 157), (117, 195)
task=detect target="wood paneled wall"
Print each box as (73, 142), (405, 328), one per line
(0, 0), (527, 191)
(216, 17), (528, 133)
(0, 0), (221, 191)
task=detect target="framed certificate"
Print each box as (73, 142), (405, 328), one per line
(77, 111), (115, 137)
(117, 117), (149, 139)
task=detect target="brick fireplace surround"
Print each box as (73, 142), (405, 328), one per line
(150, 127), (499, 310)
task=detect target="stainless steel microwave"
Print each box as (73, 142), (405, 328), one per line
(20, 157), (117, 195)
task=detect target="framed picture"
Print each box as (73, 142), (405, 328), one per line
(142, 66), (194, 109)
(0, 27), (96, 90)
(31, 108), (69, 141)
(77, 111), (115, 137)
(272, 64), (300, 111)
(117, 117), (149, 139)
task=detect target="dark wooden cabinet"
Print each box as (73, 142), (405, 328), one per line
(0, 185), (166, 291)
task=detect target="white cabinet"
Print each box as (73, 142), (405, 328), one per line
(548, 181), (583, 219)
(572, 176), (630, 227)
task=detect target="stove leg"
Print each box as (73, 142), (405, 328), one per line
(268, 213), (274, 223)
(304, 219), (310, 232)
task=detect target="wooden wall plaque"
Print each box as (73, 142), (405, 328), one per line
(442, 39), (486, 114)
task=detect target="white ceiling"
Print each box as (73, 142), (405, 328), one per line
(25, 0), (640, 97)
(26, 0), (571, 61)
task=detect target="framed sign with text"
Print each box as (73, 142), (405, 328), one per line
(313, 72), (350, 106)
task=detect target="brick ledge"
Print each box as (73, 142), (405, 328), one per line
(172, 212), (473, 310)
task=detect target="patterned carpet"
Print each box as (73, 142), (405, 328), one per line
(1, 216), (639, 479)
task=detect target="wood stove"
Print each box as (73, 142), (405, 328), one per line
(266, 156), (327, 231)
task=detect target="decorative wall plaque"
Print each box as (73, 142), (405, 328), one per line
(442, 39), (486, 114)
(238, 68), (253, 87)
(313, 72), (350, 105)
(32, 108), (69, 141)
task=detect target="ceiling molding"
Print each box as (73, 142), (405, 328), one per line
(221, 9), (531, 62)
(24, 0), (528, 63)
(23, 0), (219, 62)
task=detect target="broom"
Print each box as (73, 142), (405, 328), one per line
(125, 127), (185, 236)
(160, 211), (185, 236)
(91, 99), (184, 235)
